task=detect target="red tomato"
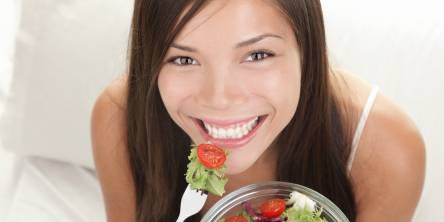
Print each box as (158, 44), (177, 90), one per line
(224, 216), (249, 222)
(197, 143), (226, 169)
(260, 198), (286, 218)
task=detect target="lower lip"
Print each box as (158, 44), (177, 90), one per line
(192, 115), (268, 149)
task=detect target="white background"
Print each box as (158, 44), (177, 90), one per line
(0, 0), (19, 217)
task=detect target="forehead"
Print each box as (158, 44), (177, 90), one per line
(174, 0), (295, 47)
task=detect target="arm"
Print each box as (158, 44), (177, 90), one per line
(351, 94), (426, 222)
(90, 77), (136, 222)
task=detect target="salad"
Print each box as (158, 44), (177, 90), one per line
(219, 191), (326, 222)
(185, 143), (230, 196)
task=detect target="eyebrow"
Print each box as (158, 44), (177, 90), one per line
(170, 33), (283, 53)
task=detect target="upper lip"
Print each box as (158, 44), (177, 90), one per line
(193, 115), (265, 127)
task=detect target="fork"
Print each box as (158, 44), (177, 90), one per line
(176, 184), (208, 222)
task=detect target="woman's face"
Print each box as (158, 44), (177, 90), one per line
(158, 0), (301, 175)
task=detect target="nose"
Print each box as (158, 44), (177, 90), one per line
(195, 69), (247, 110)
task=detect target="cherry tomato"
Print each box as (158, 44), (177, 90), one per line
(260, 198), (286, 218)
(224, 215), (249, 222)
(197, 143), (226, 169)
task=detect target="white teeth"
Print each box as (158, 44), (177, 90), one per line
(219, 128), (226, 139)
(213, 128), (218, 138)
(242, 124), (247, 132)
(202, 116), (261, 139)
(227, 128), (234, 137)
(235, 127), (242, 138)
(204, 123), (211, 134)
(212, 127), (217, 135)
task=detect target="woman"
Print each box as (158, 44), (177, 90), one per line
(90, 0), (425, 221)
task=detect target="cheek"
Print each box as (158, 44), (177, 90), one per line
(157, 71), (194, 111)
(244, 65), (301, 112)
(157, 72), (190, 129)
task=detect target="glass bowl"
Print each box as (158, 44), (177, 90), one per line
(201, 181), (349, 222)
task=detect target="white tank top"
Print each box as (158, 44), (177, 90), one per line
(347, 85), (379, 173)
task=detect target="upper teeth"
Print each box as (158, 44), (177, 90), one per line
(203, 117), (259, 139)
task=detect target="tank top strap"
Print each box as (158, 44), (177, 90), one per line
(347, 84), (379, 173)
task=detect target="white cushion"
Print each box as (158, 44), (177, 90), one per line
(6, 156), (106, 222)
(0, 0), (132, 169)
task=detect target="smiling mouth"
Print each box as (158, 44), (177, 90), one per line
(191, 114), (268, 149)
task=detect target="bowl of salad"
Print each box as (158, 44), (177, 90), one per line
(200, 181), (349, 222)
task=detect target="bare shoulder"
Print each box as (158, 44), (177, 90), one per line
(104, 74), (129, 110)
(90, 73), (135, 222)
(91, 74), (128, 144)
(334, 70), (426, 221)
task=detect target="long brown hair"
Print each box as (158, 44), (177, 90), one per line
(126, 0), (357, 221)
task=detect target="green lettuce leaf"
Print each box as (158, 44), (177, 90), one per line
(282, 207), (327, 222)
(185, 146), (228, 196)
(205, 172), (228, 196)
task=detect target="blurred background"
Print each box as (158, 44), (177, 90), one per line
(0, 0), (443, 221)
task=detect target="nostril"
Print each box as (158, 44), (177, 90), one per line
(194, 87), (248, 110)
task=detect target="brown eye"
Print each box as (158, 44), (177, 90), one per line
(169, 56), (198, 66)
(245, 50), (275, 62)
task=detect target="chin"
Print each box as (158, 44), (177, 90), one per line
(224, 155), (256, 175)
(225, 166), (249, 175)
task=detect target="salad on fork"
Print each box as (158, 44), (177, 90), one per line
(185, 143), (230, 196)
